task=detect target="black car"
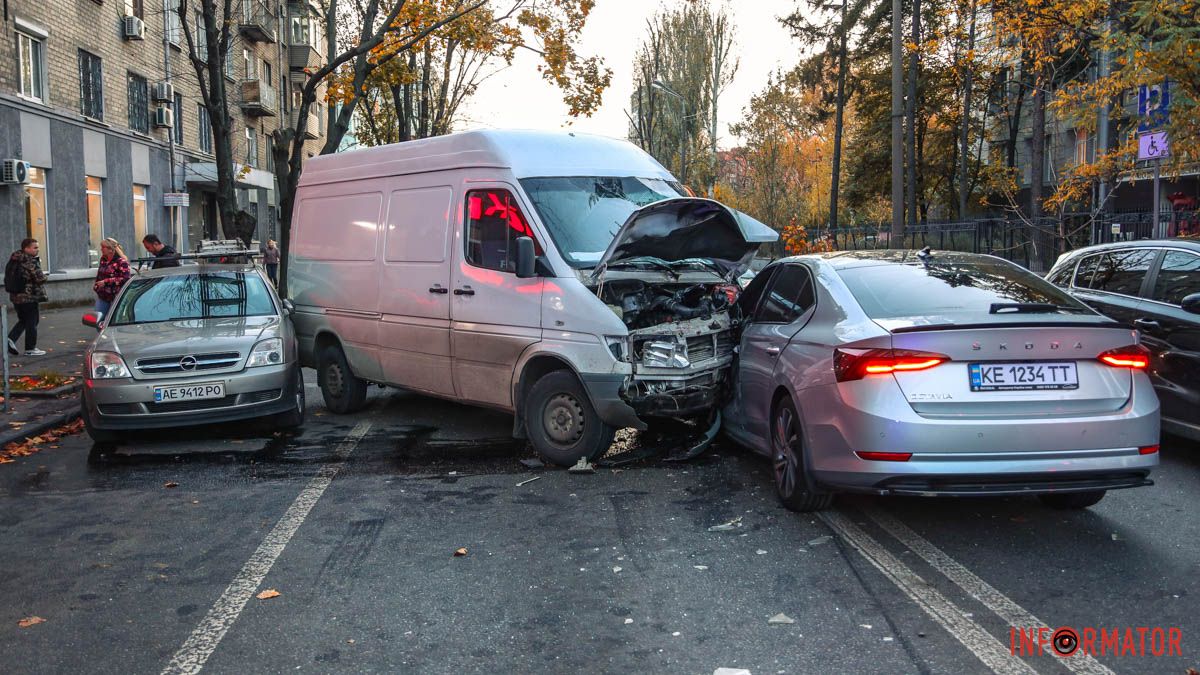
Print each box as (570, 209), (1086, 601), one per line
(1046, 239), (1200, 440)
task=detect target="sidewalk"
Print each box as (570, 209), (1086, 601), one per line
(0, 304), (94, 448)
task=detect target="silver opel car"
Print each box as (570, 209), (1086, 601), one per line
(724, 250), (1160, 512)
(80, 263), (304, 442)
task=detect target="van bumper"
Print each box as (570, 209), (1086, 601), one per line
(580, 373), (647, 431)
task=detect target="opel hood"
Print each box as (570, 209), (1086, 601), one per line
(92, 315), (279, 360)
(592, 198), (778, 280)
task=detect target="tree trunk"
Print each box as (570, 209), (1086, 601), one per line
(957, 0), (977, 218)
(905, 0), (920, 229)
(890, 0), (904, 240)
(830, 1), (848, 230)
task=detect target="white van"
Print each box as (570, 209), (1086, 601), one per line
(288, 130), (777, 465)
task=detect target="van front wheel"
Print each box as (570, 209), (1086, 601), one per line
(317, 344), (368, 414)
(526, 371), (615, 467)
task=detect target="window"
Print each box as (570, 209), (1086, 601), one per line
(198, 105), (212, 153)
(263, 60), (272, 84)
(464, 189), (540, 273)
(224, 42), (235, 79)
(78, 50), (104, 120)
(1087, 249), (1157, 296)
(17, 31), (46, 102)
(1044, 134), (1054, 183)
(173, 93), (184, 144)
(194, 10), (208, 61)
(245, 127), (258, 168)
(164, 0), (181, 44)
(243, 48), (256, 79)
(133, 184), (148, 245)
(1074, 129), (1089, 165)
(1046, 259), (1076, 287)
(127, 72), (149, 133)
(1152, 251), (1200, 306)
(754, 266), (815, 323)
(110, 273), (276, 325)
(1073, 254), (1100, 288)
(290, 16), (311, 45)
(86, 177), (104, 268)
(125, 0), (145, 20)
(24, 167), (48, 271)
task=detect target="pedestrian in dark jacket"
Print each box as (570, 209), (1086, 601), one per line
(142, 234), (181, 269)
(262, 239), (280, 286)
(93, 238), (131, 317)
(6, 238), (48, 356)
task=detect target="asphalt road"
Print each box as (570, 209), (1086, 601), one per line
(1, 373), (1197, 674)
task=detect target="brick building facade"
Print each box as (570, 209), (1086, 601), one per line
(0, 0), (326, 303)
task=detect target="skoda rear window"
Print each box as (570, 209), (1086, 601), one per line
(837, 259), (1090, 320)
(110, 272), (276, 325)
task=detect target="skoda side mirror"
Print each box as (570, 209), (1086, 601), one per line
(1182, 292), (1200, 315)
(515, 236), (537, 279)
(282, 299), (295, 316)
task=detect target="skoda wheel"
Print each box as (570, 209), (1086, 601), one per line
(772, 395), (833, 512)
(526, 371), (615, 467)
(318, 344), (367, 414)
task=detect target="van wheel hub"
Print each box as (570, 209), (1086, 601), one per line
(326, 364), (344, 397)
(544, 393), (584, 445)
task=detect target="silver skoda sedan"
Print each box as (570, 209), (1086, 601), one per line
(80, 263), (304, 442)
(723, 250), (1160, 512)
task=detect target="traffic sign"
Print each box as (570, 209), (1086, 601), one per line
(1138, 81), (1170, 132)
(1138, 132), (1169, 161)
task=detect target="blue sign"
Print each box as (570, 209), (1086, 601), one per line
(1138, 81), (1170, 133)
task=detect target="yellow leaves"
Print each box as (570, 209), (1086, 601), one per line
(256, 589), (281, 600)
(17, 616), (45, 628)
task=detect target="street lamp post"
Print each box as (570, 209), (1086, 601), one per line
(652, 80), (689, 187)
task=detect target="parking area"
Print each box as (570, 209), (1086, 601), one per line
(1, 374), (1198, 674)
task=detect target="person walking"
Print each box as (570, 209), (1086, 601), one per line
(141, 234), (181, 269)
(93, 238), (131, 317)
(5, 238), (48, 356)
(262, 239), (280, 286)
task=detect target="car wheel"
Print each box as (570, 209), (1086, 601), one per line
(526, 371), (615, 467)
(1038, 490), (1106, 510)
(772, 395), (833, 512)
(275, 367), (306, 430)
(81, 399), (119, 444)
(317, 344), (367, 414)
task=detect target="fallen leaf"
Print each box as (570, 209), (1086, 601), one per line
(768, 613), (796, 625)
(164, 482), (179, 488)
(453, 547), (468, 557)
(17, 616), (45, 628)
(256, 589), (281, 600)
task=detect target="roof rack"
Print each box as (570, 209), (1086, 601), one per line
(128, 251), (262, 266)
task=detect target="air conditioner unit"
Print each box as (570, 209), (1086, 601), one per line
(122, 15), (146, 40)
(153, 81), (174, 102)
(1, 159), (31, 185)
(154, 105), (174, 129)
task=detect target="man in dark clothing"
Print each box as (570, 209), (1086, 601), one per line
(6, 238), (48, 356)
(142, 234), (181, 269)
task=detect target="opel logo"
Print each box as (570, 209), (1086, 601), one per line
(179, 356), (198, 371)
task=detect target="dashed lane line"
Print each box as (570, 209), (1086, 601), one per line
(819, 511), (1039, 675)
(162, 421), (373, 675)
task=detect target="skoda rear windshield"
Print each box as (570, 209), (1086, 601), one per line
(520, 176), (685, 268)
(109, 272), (276, 325)
(837, 259), (1093, 320)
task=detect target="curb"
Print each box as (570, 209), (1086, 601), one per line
(0, 408), (82, 448)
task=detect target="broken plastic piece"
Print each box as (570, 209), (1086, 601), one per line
(568, 457), (595, 474)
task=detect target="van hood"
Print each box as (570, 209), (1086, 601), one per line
(592, 198), (778, 281)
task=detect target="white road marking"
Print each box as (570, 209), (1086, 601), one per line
(162, 421), (372, 675)
(864, 507), (1114, 675)
(819, 511), (1039, 675)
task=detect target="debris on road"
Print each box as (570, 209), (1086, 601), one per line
(568, 457), (595, 474)
(256, 589), (281, 600)
(453, 547), (469, 557)
(624, 618), (633, 624)
(755, 549), (767, 555)
(807, 535), (832, 546)
(713, 668), (752, 675)
(515, 476), (541, 487)
(519, 458), (544, 469)
(767, 613), (795, 625)
(708, 516), (743, 532)
(693, 565), (709, 571)
(164, 482), (179, 488)
(612, 566), (622, 573)
(17, 616), (45, 628)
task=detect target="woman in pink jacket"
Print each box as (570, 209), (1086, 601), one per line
(93, 238), (131, 317)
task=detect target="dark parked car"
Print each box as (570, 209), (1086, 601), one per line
(1046, 239), (1200, 440)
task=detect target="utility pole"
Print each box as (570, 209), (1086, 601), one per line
(905, 0), (921, 229)
(830, 0), (848, 232)
(890, 0), (904, 241)
(162, 8), (180, 249)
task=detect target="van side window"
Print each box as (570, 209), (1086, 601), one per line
(464, 189), (541, 273)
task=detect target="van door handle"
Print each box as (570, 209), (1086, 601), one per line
(453, 288), (475, 296)
(765, 346), (782, 355)
(1134, 318), (1161, 332)
(429, 286), (448, 294)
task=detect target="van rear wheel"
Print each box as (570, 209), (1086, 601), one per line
(526, 371), (615, 467)
(317, 344), (367, 414)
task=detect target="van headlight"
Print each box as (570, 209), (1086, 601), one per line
(642, 340), (690, 369)
(89, 351), (131, 379)
(247, 338), (284, 367)
(604, 335), (629, 362)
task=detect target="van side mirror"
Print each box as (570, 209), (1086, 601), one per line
(82, 312), (101, 329)
(515, 236), (537, 279)
(1182, 292), (1200, 315)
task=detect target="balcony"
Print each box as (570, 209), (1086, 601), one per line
(290, 109), (320, 140)
(240, 79), (278, 117)
(289, 43), (321, 72)
(239, 1), (277, 43)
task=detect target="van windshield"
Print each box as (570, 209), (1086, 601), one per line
(520, 176), (685, 268)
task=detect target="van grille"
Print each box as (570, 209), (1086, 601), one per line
(136, 352), (241, 374)
(686, 331), (735, 363)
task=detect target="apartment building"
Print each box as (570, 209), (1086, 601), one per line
(0, 0), (326, 303)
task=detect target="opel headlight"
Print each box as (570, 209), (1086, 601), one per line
(247, 338), (284, 367)
(642, 340), (690, 369)
(90, 351), (131, 379)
